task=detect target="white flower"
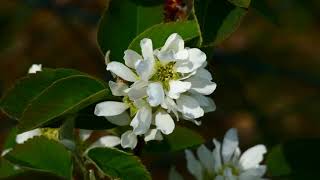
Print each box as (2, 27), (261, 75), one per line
(28, 64), (42, 74)
(184, 128), (267, 180)
(127, 33), (216, 124)
(96, 33), (216, 149)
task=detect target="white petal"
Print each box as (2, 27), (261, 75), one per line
(108, 81), (128, 96)
(90, 136), (121, 149)
(135, 58), (155, 81)
(124, 50), (142, 68)
(16, 129), (41, 144)
(79, 129), (92, 141)
(232, 147), (241, 164)
(146, 82), (165, 107)
(176, 95), (204, 119)
(188, 48), (207, 69)
(212, 139), (222, 171)
(197, 145), (214, 172)
(185, 150), (203, 180)
(144, 129), (163, 142)
(121, 130), (138, 149)
(130, 106), (152, 135)
(131, 80), (149, 89)
(187, 76), (217, 95)
(181, 115), (202, 126)
(105, 112), (131, 126)
(223, 168), (237, 180)
(128, 87), (147, 100)
(191, 94), (216, 113)
(161, 33), (184, 52)
(167, 80), (191, 99)
(239, 165), (267, 179)
(157, 49), (188, 64)
(169, 167), (184, 180)
(155, 110), (175, 135)
(94, 101), (128, 117)
(174, 49), (189, 60)
(175, 48), (206, 73)
(140, 38), (154, 61)
(1, 148), (12, 156)
(156, 51), (176, 64)
(161, 97), (179, 120)
(239, 145), (267, 170)
(106, 62), (137, 82)
(195, 68), (212, 81)
(222, 128), (239, 163)
(104, 51), (111, 66)
(28, 64), (42, 74)
(127, 80), (148, 100)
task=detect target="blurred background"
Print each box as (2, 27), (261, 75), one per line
(0, 0), (319, 179)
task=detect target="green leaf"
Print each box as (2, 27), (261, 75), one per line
(267, 139), (320, 179)
(144, 126), (204, 153)
(0, 158), (24, 179)
(2, 127), (18, 151)
(1, 68), (85, 120)
(4, 137), (72, 179)
(128, 20), (201, 52)
(194, 0), (247, 46)
(17, 72), (111, 133)
(266, 145), (291, 176)
(98, 0), (163, 61)
(0, 68), (112, 133)
(88, 147), (151, 180)
(228, 0), (251, 8)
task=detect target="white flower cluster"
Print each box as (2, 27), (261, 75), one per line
(170, 128), (267, 180)
(94, 33), (216, 149)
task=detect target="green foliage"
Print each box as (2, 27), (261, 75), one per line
(228, 0), (251, 8)
(97, 0), (163, 62)
(194, 0), (247, 46)
(0, 158), (24, 179)
(128, 20), (201, 52)
(1, 68), (85, 120)
(4, 137), (72, 179)
(0, 68), (113, 133)
(88, 147), (151, 180)
(144, 126), (204, 153)
(267, 139), (320, 179)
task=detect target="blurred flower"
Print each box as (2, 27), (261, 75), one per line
(28, 64), (42, 74)
(95, 33), (216, 149)
(172, 128), (267, 180)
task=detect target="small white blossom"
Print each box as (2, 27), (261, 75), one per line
(95, 33), (216, 149)
(182, 128), (267, 180)
(28, 64), (42, 74)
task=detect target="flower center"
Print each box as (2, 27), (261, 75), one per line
(123, 96), (137, 117)
(151, 61), (179, 90)
(40, 128), (59, 140)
